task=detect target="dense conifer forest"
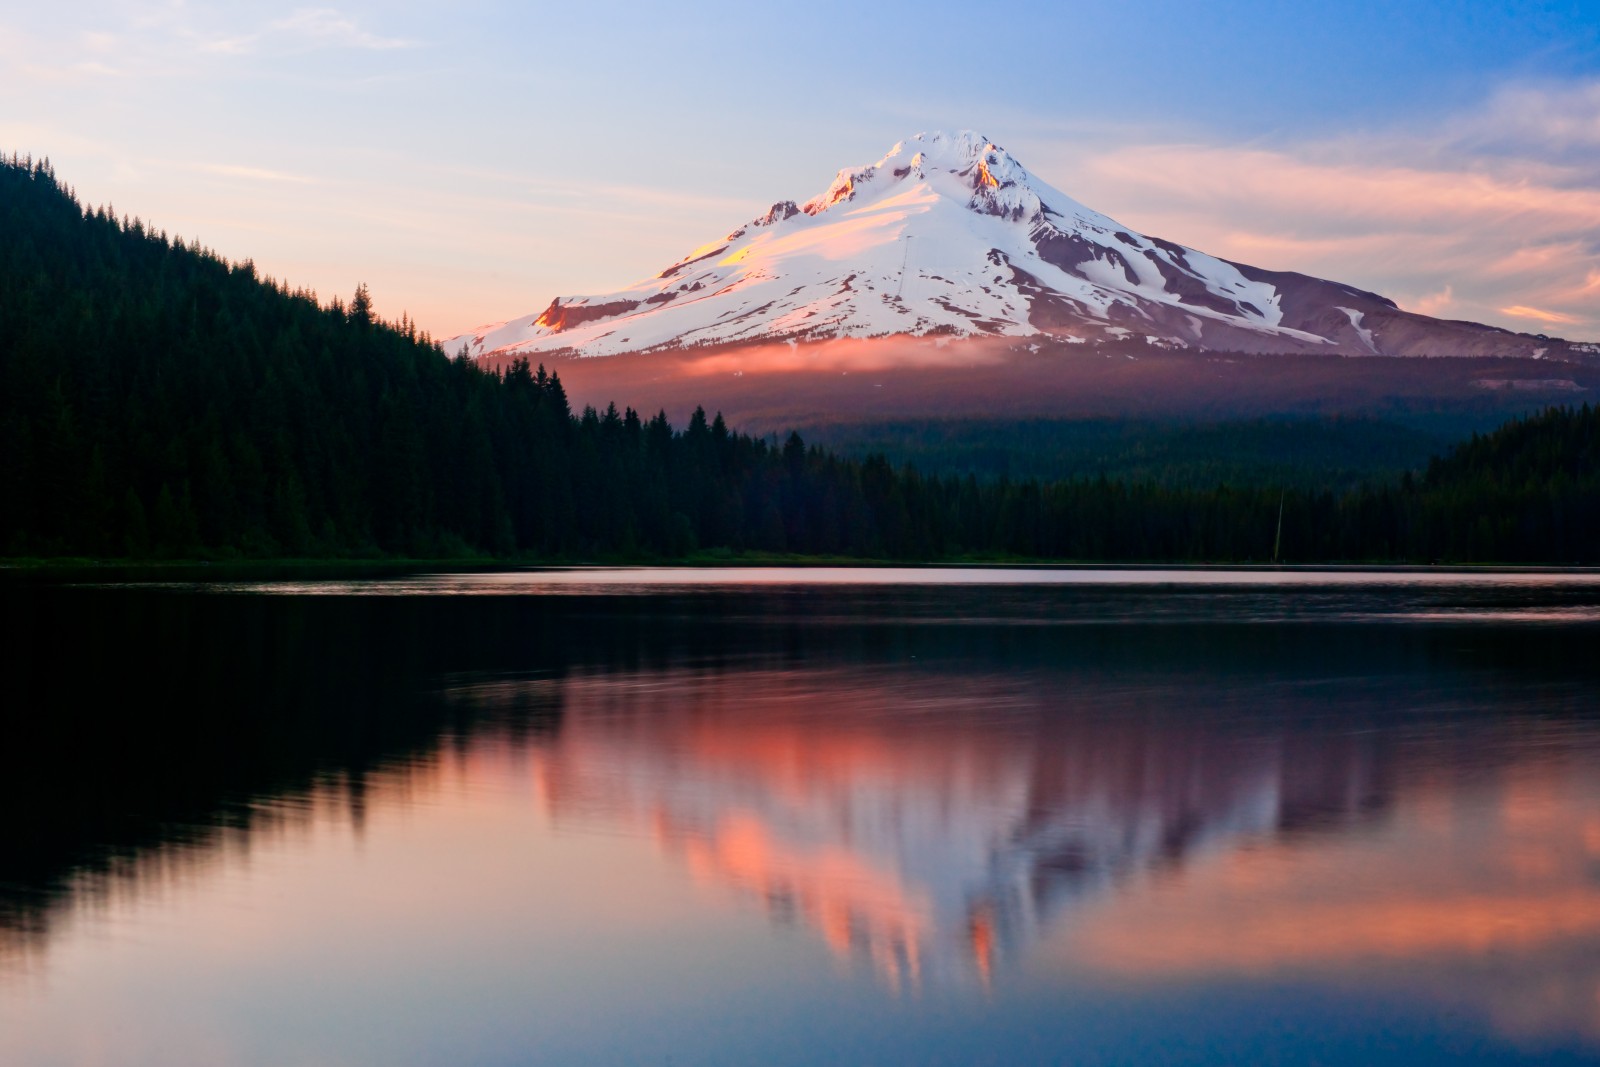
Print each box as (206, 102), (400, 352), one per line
(797, 416), (1453, 492)
(3, 154), (1596, 564)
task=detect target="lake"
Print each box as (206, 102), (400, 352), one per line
(5, 568), (1600, 1066)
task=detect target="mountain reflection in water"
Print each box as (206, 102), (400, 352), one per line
(451, 663), (1600, 1016)
(486, 666), (1371, 988)
(4, 579), (1600, 1065)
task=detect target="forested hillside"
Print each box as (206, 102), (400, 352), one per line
(1414, 405), (1600, 562)
(798, 417), (1452, 491)
(2, 154), (1595, 564)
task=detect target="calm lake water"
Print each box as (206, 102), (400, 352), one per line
(5, 568), (1600, 1066)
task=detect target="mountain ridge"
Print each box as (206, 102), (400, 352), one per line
(447, 131), (1590, 362)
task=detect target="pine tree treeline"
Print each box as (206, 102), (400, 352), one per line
(3, 154), (1596, 564)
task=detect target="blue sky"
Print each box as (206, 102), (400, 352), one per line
(4, 1), (1599, 339)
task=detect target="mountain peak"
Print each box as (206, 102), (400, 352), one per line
(447, 133), (1571, 362)
(796, 131), (1055, 223)
(883, 130), (1008, 176)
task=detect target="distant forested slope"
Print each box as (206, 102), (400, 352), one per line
(1412, 405), (1600, 562)
(1, 154), (1595, 564)
(798, 416), (1454, 492)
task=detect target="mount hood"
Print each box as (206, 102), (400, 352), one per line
(447, 131), (1584, 361)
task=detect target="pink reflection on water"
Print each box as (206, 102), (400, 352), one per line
(1053, 734), (1600, 1045)
(6, 658), (1600, 1055)
(470, 663), (1600, 1045)
(501, 665), (1382, 988)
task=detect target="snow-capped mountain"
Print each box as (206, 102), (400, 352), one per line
(447, 131), (1575, 360)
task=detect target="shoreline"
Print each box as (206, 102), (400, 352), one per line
(7, 555), (1600, 587)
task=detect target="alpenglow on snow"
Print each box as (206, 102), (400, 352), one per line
(446, 131), (1571, 360)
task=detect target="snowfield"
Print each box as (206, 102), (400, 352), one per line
(445, 131), (1576, 362)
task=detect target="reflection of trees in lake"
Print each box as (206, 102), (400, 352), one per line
(2, 589), (572, 954)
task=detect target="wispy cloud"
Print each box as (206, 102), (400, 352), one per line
(197, 33), (260, 56)
(3, 6), (418, 84)
(1500, 305), (1584, 326)
(1412, 285), (1454, 317)
(269, 8), (417, 52)
(1451, 80), (1600, 156)
(523, 178), (759, 218)
(193, 10), (418, 56)
(198, 163), (317, 185)
(1, 24), (125, 82)
(1083, 145), (1600, 239)
(426, 162), (761, 226)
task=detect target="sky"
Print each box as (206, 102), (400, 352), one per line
(3, 0), (1599, 342)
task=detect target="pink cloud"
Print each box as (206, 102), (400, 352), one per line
(1500, 305), (1585, 326)
(1458, 81), (1600, 153)
(1411, 285), (1454, 317)
(1082, 145), (1600, 238)
(1035, 104), (1600, 338)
